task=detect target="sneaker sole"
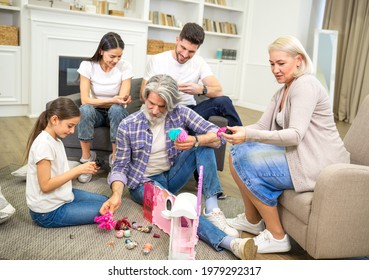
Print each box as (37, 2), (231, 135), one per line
(78, 175), (92, 183)
(240, 239), (258, 260)
(226, 219), (265, 235)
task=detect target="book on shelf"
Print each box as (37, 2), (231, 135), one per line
(221, 49), (237, 60)
(202, 18), (237, 35)
(149, 10), (178, 28)
(205, 0), (228, 6)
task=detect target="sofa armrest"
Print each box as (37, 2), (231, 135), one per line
(307, 163), (369, 259)
(65, 93), (82, 107)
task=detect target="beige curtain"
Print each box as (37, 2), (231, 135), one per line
(323, 0), (369, 123)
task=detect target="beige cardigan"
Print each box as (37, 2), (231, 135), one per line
(246, 74), (350, 192)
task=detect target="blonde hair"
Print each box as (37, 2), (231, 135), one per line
(269, 35), (313, 77)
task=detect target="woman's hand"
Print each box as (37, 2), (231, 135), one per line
(221, 126), (246, 144)
(112, 95), (132, 106)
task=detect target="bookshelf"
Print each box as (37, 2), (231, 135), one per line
(0, 0), (23, 106)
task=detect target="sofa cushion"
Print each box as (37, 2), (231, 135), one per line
(278, 190), (313, 225)
(127, 78), (143, 114)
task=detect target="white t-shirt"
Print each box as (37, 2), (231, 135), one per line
(144, 51), (213, 106)
(26, 131), (74, 213)
(78, 60), (133, 99)
(144, 121), (170, 176)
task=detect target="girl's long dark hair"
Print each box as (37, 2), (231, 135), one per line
(89, 32), (125, 62)
(24, 97), (80, 162)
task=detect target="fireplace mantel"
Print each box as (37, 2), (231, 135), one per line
(27, 4), (149, 117)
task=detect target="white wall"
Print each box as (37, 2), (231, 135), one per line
(236, 0), (317, 111)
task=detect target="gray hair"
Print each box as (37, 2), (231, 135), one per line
(268, 35), (313, 78)
(143, 74), (182, 112)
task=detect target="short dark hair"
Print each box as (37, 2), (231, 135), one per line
(179, 23), (205, 46)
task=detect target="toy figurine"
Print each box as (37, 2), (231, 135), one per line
(143, 243), (153, 255)
(126, 241), (138, 250)
(94, 211), (116, 230)
(168, 128), (188, 142)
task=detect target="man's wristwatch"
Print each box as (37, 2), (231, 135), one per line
(194, 135), (199, 147)
(202, 85), (207, 95)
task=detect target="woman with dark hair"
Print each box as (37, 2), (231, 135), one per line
(25, 97), (108, 228)
(77, 32), (133, 183)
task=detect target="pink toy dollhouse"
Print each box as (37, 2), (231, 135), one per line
(143, 182), (176, 234)
(143, 166), (204, 260)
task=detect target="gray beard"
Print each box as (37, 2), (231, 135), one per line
(142, 105), (167, 126)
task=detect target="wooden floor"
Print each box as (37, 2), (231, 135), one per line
(0, 106), (351, 260)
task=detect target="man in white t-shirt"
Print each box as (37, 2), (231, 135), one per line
(141, 22), (243, 128)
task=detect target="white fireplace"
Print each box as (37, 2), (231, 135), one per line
(27, 5), (149, 117)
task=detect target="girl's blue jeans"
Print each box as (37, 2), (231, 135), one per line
(78, 104), (129, 143)
(129, 146), (227, 251)
(29, 189), (108, 228)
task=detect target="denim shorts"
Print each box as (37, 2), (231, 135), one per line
(230, 142), (294, 206)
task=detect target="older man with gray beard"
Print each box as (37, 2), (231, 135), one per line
(100, 74), (257, 260)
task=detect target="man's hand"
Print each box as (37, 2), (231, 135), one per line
(174, 135), (197, 150)
(99, 181), (124, 215)
(178, 82), (201, 95)
(99, 193), (122, 215)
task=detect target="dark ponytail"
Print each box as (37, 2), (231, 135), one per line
(24, 97), (80, 162)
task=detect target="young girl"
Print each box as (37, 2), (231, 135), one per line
(25, 97), (108, 228)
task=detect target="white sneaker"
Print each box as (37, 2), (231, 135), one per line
(253, 229), (291, 253)
(204, 208), (239, 238)
(226, 213), (265, 235)
(78, 151), (97, 183)
(0, 196), (16, 224)
(230, 238), (257, 260)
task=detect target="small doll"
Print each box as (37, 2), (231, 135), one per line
(94, 211), (116, 230)
(168, 128), (188, 142)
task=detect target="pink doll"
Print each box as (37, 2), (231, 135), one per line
(94, 211), (116, 230)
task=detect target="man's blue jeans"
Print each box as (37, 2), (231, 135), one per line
(29, 189), (108, 228)
(78, 104), (129, 143)
(189, 96), (243, 127)
(129, 146), (227, 251)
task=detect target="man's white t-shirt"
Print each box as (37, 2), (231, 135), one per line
(144, 51), (213, 106)
(144, 120), (171, 177)
(78, 60), (133, 99)
(26, 131), (74, 213)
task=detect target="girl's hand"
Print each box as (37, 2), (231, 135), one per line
(221, 126), (246, 145)
(76, 162), (100, 175)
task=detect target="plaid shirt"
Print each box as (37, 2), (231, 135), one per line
(108, 105), (219, 190)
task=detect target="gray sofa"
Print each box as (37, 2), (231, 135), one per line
(61, 78), (227, 171)
(278, 94), (369, 259)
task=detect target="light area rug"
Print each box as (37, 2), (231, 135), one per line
(0, 165), (244, 260)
